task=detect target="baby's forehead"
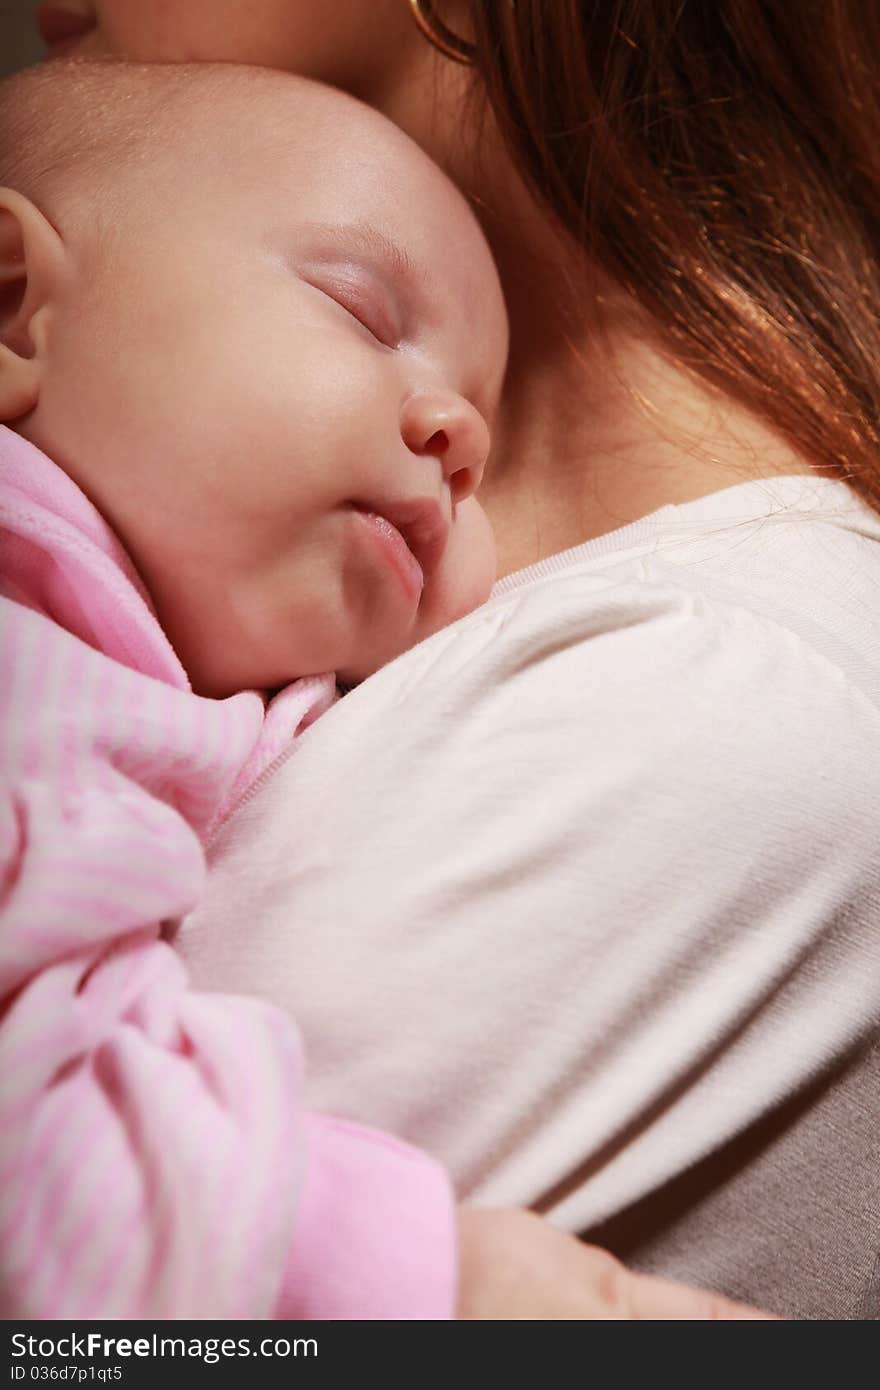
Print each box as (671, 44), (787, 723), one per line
(0, 61), (433, 213)
(0, 59), (506, 389)
(0, 58), (488, 269)
(237, 101), (503, 306)
(151, 70), (490, 274)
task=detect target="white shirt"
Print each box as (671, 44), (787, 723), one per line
(178, 473), (880, 1313)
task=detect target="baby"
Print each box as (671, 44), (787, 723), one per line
(0, 59), (506, 1318)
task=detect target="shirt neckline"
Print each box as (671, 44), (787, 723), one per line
(492, 473), (879, 596)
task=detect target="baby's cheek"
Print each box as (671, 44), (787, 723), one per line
(422, 499), (497, 638)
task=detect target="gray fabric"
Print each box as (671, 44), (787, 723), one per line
(587, 1040), (880, 1320)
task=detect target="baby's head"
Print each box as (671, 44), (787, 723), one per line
(0, 61), (507, 693)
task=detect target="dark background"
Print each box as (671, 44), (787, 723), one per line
(2, 1), (43, 77)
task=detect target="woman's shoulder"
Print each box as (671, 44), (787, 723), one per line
(189, 479), (880, 1236)
(302, 472), (880, 845)
(372, 471), (880, 718)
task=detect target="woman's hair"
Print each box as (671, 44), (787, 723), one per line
(466, 0), (880, 509)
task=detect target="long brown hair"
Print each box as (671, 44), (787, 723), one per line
(465, 0), (880, 510)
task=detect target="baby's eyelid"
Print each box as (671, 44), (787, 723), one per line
(307, 267), (403, 348)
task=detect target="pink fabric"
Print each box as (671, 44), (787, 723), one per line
(0, 426), (456, 1320)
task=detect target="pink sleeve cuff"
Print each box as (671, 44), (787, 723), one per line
(275, 1113), (457, 1320)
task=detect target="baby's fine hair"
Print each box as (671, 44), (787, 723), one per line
(0, 60), (309, 227)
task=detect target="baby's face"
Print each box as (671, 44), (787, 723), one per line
(27, 78), (506, 694)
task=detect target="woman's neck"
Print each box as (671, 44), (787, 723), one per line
(370, 40), (815, 578)
(481, 296), (814, 576)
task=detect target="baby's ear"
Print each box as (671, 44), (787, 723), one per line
(0, 188), (67, 422)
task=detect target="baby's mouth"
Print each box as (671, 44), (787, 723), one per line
(351, 497), (450, 591)
(36, 2), (98, 56)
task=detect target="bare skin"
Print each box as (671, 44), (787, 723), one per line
(457, 1210), (778, 1319)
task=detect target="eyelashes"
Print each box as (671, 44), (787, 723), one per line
(308, 271), (401, 349)
(334, 291), (395, 348)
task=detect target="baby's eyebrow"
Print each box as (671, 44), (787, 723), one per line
(297, 220), (430, 295)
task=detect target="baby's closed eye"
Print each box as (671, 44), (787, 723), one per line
(306, 270), (402, 349)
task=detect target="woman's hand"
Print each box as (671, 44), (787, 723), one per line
(456, 1208), (779, 1319)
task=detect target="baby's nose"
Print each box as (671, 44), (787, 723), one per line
(400, 388), (491, 503)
